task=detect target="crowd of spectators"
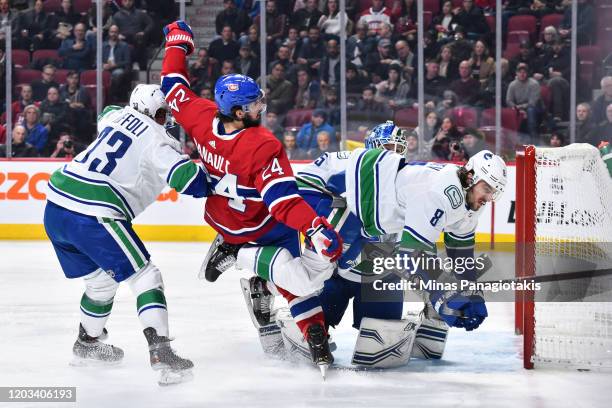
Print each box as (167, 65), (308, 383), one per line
(1, 0), (176, 157)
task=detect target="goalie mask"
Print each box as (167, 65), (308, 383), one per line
(463, 150), (507, 201)
(130, 84), (169, 124)
(364, 121), (407, 155)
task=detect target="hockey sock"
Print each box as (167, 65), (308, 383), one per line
(80, 293), (113, 338)
(276, 287), (326, 338)
(136, 288), (169, 338)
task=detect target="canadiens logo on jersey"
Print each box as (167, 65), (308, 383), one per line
(227, 83), (239, 91)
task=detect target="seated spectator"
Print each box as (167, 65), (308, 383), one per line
(235, 43), (260, 78)
(39, 87), (69, 141)
(216, 0), (251, 37)
(59, 23), (94, 71)
(346, 62), (369, 98)
(317, 85), (340, 127)
(111, 0), (153, 70)
(60, 71), (92, 140)
(507, 63), (542, 142)
(435, 90), (460, 117)
(576, 102), (596, 145)
(264, 110), (284, 141)
(376, 64), (411, 110)
(296, 109), (335, 150)
(347, 21), (375, 68)
(418, 60), (447, 109)
(256, 0), (287, 50)
(453, 0), (489, 40)
(405, 131), (421, 161)
(548, 131), (564, 148)
(291, 0), (323, 35)
(431, 1), (459, 42)
(307, 130), (333, 159)
(240, 25), (260, 58)
(281, 27), (301, 62)
(218, 59), (236, 79)
(199, 86), (213, 100)
(49, 132), (85, 159)
(393, 40), (416, 79)
(190, 48), (219, 91)
(209, 25), (240, 65)
(0, 1), (18, 45)
(431, 116), (462, 160)
(357, 0), (392, 36)
(449, 26), (473, 63)
(468, 40), (494, 88)
(269, 45), (296, 79)
(535, 25), (559, 57)
(318, 0), (352, 38)
(15, 0), (53, 50)
(8, 84), (36, 124)
(461, 128), (488, 158)
(297, 26), (326, 72)
(450, 60), (482, 106)
(283, 129), (307, 160)
(259, 62), (294, 114)
(558, 0), (594, 46)
(103, 24), (132, 102)
(143, 0), (177, 46)
(0, 125), (39, 157)
(593, 103), (612, 145)
(510, 41), (539, 77)
(319, 38), (340, 87)
(32, 64), (59, 102)
(364, 38), (394, 79)
(592, 77), (612, 125)
(437, 45), (459, 82)
(294, 67), (320, 110)
(349, 85), (390, 128)
(535, 38), (570, 121)
(50, 0), (83, 48)
(22, 105), (48, 154)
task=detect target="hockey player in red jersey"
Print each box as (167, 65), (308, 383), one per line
(160, 21), (341, 370)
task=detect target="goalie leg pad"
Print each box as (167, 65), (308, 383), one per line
(351, 317), (419, 368)
(276, 308), (313, 363)
(408, 304), (450, 360)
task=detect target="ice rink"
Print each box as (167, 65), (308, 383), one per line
(1, 241), (611, 408)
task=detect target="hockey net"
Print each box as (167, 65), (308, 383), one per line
(515, 144), (612, 369)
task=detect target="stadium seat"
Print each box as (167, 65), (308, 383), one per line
(508, 15), (537, 43)
(479, 126), (519, 156)
(80, 70), (111, 87)
(15, 69), (41, 85)
(502, 43), (521, 60)
(481, 108), (520, 132)
(55, 69), (70, 84)
(393, 107), (418, 128)
(451, 0), (463, 7)
(423, 11), (432, 29)
(539, 84), (551, 114)
(579, 61), (596, 93)
(578, 45), (602, 64)
(84, 85), (100, 112)
(284, 108), (313, 127)
(507, 30), (530, 45)
(32, 49), (61, 63)
(424, 0), (440, 14)
(540, 13), (563, 32)
(12, 50), (30, 68)
(486, 15), (495, 33)
(42, 0), (61, 13)
(451, 106), (479, 129)
(73, 0), (93, 13)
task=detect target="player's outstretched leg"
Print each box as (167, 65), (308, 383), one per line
(199, 234), (243, 282)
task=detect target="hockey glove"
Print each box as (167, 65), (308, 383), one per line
(430, 291), (487, 331)
(302, 216), (343, 262)
(163, 20), (195, 56)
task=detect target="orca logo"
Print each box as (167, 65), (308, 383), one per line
(484, 152), (493, 160)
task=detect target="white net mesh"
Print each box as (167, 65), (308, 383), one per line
(533, 144), (612, 368)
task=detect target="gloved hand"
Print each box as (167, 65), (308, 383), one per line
(430, 291), (488, 331)
(302, 216), (343, 262)
(163, 20), (195, 56)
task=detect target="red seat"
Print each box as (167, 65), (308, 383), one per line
(15, 69), (42, 84)
(578, 45), (602, 64)
(54, 69), (71, 84)
(451, 106), (479, 129)
(394, 107), (419, 128)
(84, 85), (101, 112)
(451, 0), (463, 7)
(539, 84), (551, 113)
(73, 0), (92, 13)
(579, 61), (595, 92)
(507, 30), (530, 45)
(284, 109), (313, 127)
(43, 0), (61, 13)
(80, 69), (111, 87)
(12, 50), (30, 68)
(540, 13), (563, 32)
(423, 11), (432, 30)
(32, 49), (60, 62)
(503, 43), (521, 60)
(424, 0), (440, 14)
(486, 15), (496, 33)
(508, 15), (537, 42)
(479, 126), (519, 156)
(481, 108), (520, 132)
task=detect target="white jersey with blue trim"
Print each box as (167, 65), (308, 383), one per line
(46, 106), (204, 221)
(296, 151), (352, 192)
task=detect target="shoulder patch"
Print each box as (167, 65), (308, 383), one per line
(336, 151), (351, 159)
(444, 185), (463, 209)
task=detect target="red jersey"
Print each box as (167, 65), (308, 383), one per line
(161, 48), (317, 244)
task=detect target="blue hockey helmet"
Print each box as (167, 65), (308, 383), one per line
(364, 121), (407, 154)
(214, 74), (266, 117)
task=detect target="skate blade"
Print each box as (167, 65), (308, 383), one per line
(318, 363), (330, 381)
(158, 368), (194, 386)
(70, 356), (122, 367)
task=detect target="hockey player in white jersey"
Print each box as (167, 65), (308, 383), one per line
(244, 121), (507, 367)
(43, 84), (210, 385)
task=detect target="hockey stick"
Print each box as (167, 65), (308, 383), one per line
(295, 175), (346, 208)
(479, 266), (612, 285)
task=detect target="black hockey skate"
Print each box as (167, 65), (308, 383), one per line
(248, 276), (274, 326)
(143, 327), (194, 386)
(200, 234), (243, 282)
(306, 323), (334, 379)
(71, 324), (124, 366)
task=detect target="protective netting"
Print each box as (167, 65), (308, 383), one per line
(533, 144), (612, 368)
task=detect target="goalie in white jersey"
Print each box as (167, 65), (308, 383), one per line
(43, 84), (209, 385)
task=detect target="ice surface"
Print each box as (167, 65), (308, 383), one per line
(1, 242), (611, 408)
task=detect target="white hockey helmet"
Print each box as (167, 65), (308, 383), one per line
(463, 150), (507, 201)
(129, 84), (168, 119)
